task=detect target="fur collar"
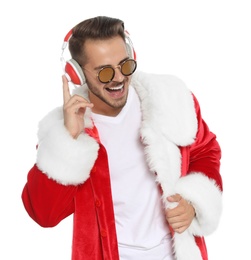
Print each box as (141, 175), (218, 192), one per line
(73, 70), (198, 146)
(132, 71), (197, 146)
(37, 70), (197, 191)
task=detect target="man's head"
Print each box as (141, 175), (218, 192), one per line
(69, 16), (126, 66)
(67, 16), (137, 116)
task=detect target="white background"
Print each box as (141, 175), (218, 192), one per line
(1, 0), (250, 259)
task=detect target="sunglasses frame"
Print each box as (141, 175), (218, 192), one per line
(84, 59), (137, 84)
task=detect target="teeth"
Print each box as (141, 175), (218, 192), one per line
(108, 85), (123, 90)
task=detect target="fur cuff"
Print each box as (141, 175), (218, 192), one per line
(36, 108), (99, 185)
(174, 172), (223, 236)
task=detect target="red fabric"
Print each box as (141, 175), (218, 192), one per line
(22, 144), (119, 260)
(22, 164), (77, 227)
(21, 95), (222, 260)
(188, 95), (223, 191)
(71, 144), (119, 259)
(195, 237), (208, 260)
(178, 95), (222, 260)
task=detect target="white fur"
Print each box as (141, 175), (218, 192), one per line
(173, 231), (202, 260)
(35, 71), (222, 259)
(132, 71), (222, 259)
(175, 173), (223, 236)
(132, 71), (197, 146)
(36, 107), (99, 185)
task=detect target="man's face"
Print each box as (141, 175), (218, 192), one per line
(83, 36), (132, 116)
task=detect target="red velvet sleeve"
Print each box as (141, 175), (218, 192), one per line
(188, 95), (223, 191)
(21, 164), (78, 227)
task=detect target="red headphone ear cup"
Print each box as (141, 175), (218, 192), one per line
(65, 59), (86, 85)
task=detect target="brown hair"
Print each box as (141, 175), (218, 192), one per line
(69, 16), (125, 66)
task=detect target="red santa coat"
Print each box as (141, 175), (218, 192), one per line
(22, 71), (223, 260)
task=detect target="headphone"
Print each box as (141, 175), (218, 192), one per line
(61, 29), (136, 86)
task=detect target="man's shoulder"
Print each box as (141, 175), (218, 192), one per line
(132, 70), (192, 104)
(132, 70), (187, 90)
(132, 71), (197, 146)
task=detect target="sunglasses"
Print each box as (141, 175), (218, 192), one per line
(84, 59), (137, 84)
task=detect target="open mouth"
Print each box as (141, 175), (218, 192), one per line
(105, 83), (125, 99)
(105, 84), (124, 92)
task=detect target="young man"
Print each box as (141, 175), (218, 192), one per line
(22, 16), (223, 260)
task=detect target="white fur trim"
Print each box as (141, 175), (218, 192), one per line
(131, 72), (221, 259)
(166, 173), (223, 260)
(174, 172), (223, 236)
(132, 71), (197, 146)
(36, 107), (99, 185)
(33, 71), (220, 259)
(173, 231), (202, 260)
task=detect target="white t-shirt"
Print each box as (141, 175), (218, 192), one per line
(91, 87), (174, 259)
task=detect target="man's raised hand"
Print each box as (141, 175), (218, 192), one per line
(62, 75), (93, 139)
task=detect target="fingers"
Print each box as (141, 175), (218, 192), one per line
(62, 74), (93, 112)
(165, 195), (195, 234)
(170, 224), (187, 234)
(63, 95), (93, 114)
(166, 211), (190, 233)
(167, 194), (181, 203)
(62, 75), (71, 104)
(63, 95), (93, 139)
(62, 75), (94, 138)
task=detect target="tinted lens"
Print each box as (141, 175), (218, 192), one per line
(121, 59), (137, 76)
(98, 67), (115, 83)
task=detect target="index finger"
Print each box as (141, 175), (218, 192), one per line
(62, 75), (71, 104)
